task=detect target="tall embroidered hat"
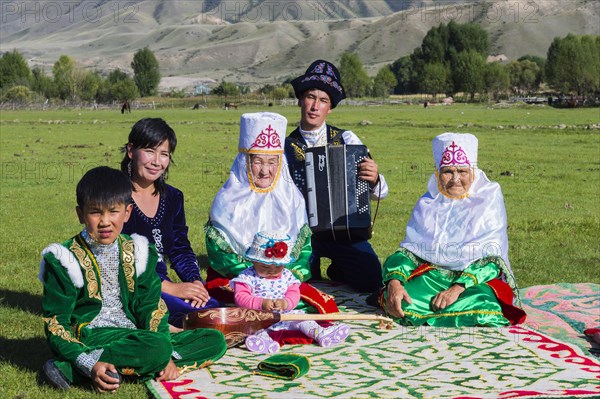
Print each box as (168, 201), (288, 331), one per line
(432, 132), (478, 171)
(239, 112), (287, 155)
(245, 230), (295, 266)
(290, 59), (346, 108)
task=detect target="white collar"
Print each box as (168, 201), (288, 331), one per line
(299, 123), (327, 147)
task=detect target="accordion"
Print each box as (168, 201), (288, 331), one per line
(305, 144), (372, 241)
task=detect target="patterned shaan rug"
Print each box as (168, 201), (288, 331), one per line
(519, 283), (599, 352)
(148, 283), (600, 399)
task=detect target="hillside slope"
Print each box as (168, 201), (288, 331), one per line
(1, 0), (598, 86)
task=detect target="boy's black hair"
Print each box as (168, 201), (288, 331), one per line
(120, 118), (177, 195)
(76, 166), (133, 209)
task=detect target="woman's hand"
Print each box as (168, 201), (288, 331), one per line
(385, 280), (412, 318)
(163, 280), (210, 308)
(91, 361), (121, 393)
(431, 284), (465, 312)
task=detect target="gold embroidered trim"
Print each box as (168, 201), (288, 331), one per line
(290, 142), (305, 161)
(290, 268), (305, 282)
(396, 247), (425, 267)
(385, 270), (409, 282)
(76, 322), (89, 340)
(70, 237), (101, 301)
(461, 272), (478, 285)
(329, 128), (344, 145)
(241, 148), (284, 155)
(121, 236), (135, 292)
(316, 287), (334, 303)
(291, 224), (311, 260)
(43, 316), (81, 344)
(204, 222), (243, 257)
(246, 154), (283, 194)
(403, 309), (504, 319)
(149, 298), (168, 332)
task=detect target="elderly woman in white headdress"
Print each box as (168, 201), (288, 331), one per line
(205, 112), (332, 313)
(382, 133), (526, 327)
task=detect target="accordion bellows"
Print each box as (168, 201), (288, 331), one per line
(305, 144), (372, 241)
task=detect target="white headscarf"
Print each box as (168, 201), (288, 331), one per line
(209, 112), (308, 255)
(401, 133), (510, 272)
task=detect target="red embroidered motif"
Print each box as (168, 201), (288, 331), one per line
(440, 141), (470, 168)
(250, 124), (281, 149)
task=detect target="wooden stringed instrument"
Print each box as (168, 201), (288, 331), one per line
(183, 307), (394, 347)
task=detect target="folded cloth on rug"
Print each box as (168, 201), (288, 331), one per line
(254, 354), (310, 380)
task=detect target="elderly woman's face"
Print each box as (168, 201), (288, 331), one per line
(250, 154), (279, 188)
(439, 166), (472, 198)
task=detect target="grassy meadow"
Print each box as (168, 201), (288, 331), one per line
(1, 102), (599, 398)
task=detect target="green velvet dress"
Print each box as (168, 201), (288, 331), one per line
(382, 248), (522, 327)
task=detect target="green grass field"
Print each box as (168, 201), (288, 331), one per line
(1, 103), (599, 398)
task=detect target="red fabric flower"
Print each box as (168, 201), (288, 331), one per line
(264, 241), (287, 259)
(273, 242), (288, 258)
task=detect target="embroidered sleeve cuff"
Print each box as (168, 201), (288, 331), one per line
(386, 279), (404, 287)
(75, 348), (104, 378)
(456, 273), (477, 289)
(384, 271), (408, 285)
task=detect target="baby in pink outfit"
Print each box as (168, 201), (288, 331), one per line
(230, 230), (350, 353)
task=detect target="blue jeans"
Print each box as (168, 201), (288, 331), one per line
(310, 238), (383, 293)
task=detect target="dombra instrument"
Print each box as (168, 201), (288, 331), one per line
(184, 307), (394, 347)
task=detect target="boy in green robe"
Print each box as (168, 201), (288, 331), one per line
(39, 166), (226, 392)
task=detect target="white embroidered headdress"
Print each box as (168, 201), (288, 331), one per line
(237, 112), (286, 193)
(209, 112), (308, 255)
(432, 132), (478, 170)
(401, 133), (512, 273)
(239, 113), (285, 154)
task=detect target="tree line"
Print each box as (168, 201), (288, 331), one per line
(385, 21), (599, 101)
(1, 21), (598, 104)
(0, 47), (160, 104)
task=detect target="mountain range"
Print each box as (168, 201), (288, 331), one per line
(1, 0), (598, 88)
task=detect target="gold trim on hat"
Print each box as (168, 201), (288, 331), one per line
(239, 147), (284, 155)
